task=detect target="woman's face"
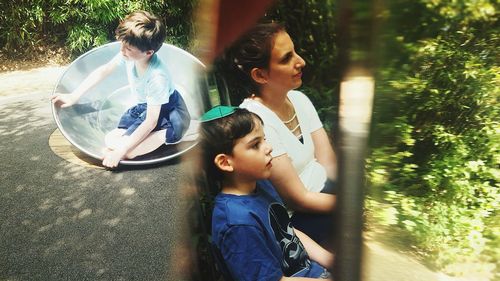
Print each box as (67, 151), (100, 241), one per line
(261, 31), (306, 93)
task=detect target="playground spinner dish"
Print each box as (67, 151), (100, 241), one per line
(51, 42), (209, 165)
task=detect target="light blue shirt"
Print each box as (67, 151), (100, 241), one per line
(113, 52), (175, 105)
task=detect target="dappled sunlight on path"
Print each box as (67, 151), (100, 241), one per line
(363, 227), (495, 281)
(0, 66), (66, 97)
(0, 66), (185, 280)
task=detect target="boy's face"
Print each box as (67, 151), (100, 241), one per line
(229, 120), (273, 181)
(120, 42), (153, 61)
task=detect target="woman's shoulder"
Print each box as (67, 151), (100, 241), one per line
(239, 97), (261, 110)
(288, 90), (312, 103)
(240, 98), (277, 121)
(288, 90), (317, 111)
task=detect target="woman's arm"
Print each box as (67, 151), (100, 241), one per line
(294, 228), (334, 269)
(268, 154), (336, 213)
(311, 128), (337, 181)
(102, 104), (160, 168)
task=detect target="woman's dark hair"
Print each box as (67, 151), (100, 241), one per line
(218, 22), (285, 104)
(198, 108), (263, 184)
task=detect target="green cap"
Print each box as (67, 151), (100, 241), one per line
(200, 105), (238, 122)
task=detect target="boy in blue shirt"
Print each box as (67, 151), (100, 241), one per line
(51, 11), (190, 168)
(198, 106), (333, 280)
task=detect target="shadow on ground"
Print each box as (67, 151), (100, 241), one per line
(0, 93), (188, 280)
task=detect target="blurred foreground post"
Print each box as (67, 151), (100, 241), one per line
(334, 0), (379, 280)
(335, 73), (374, 281)
(194, 0), (275, 66)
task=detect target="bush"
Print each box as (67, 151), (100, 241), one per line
(0, 0), (196, 57)
(368, 0), (499, 274)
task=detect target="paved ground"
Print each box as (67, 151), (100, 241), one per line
(0, 66), (190, 281)
(0, 66), (64, 97)
(0, 66), (488, 281)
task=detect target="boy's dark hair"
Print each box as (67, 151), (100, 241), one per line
(219, 22), (285, 103)
(199, 108), (263, 183)
(115, 10), (166, 52)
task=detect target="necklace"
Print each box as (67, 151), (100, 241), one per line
(282, 112), (297, 124)
(290, 123), (300, 132)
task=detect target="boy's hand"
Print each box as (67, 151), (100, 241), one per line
(102, 147), (127, 168)
(51, 93), (79, 108)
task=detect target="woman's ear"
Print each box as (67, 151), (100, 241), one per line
(214, 154), (234, 172)
(250, 67), (268, 85)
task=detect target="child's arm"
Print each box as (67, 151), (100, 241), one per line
(280, 277), (333, 281)
(51, 58), (119, 107)
(278, 230), (334, 280)
(102, 104), (161, 168)
(294, 228), (334, 269)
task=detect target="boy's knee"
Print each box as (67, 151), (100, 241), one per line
(166, 127), (183, 143)
(169, 111), (190, 140)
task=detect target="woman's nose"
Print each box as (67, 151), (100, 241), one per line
(295, 54), (306, 68)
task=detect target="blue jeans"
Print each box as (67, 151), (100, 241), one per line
(117, 90), (190, 143)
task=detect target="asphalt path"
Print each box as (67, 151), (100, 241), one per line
(0, 69), (189, 280)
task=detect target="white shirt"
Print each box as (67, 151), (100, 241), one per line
(240, 90), (327, 193)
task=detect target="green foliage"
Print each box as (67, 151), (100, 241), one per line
(368, 0), (499, 274)
(0, 0), (196, 57)
(0, 1), (47, 49)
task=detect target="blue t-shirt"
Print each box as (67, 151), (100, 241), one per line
(212, 180), (328, 281)
(113, 52), (175, 105)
